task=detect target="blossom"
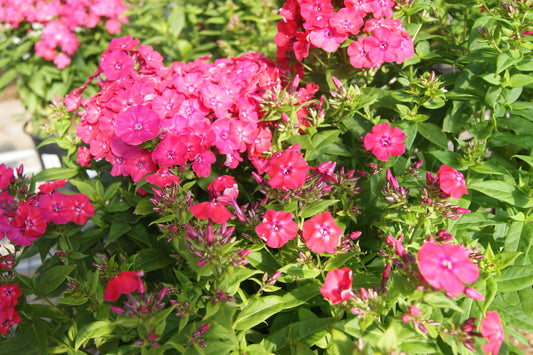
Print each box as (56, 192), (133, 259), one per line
(267, 145), (310, 189)
(320, 267), (354, 305)
(190, 202), (235, 224)
(481, 311), (504, 355)
(302, 212), (343, 254)
(363, 122), (406, 161)
(103, 271), (145, 302)
(256, 210), (298, 248)
(114, 105), (160, 146)
(417, 241), (479, 296)
(0, 305), (21, 335)
(437, 165), (468, 199)
(100, 50), (134, 80)
(64, 193), (95, 225)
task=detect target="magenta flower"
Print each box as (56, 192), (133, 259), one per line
(320, 267), (354, 305)
(437, 165), (468, 199)
(481, 311), (504, 355)
(363, 122), (406, 161)
(302, 212), (343, 254)
(256, 210), (298, 248)
(100, 50), (134, 80)
(417, 241), (479, 297)
(114, 105), (160, 145)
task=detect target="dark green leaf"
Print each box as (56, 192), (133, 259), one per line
(469, 180), (533, 208)
(36, 265), (76, 296)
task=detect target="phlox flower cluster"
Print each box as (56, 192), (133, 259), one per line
(0, 164), (95, 247)
(68, 36), (318, 186)
(275, 0), (414, 70)
(0, 283), (22, 334)
(0, 0), (128, 69)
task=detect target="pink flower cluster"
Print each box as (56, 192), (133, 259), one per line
(70, 36), (318, 186)
(0, 0), (128, 69)
(0, 283), (22, 335)
(275, 0), (414, 69)
(0, 165), (95, 246)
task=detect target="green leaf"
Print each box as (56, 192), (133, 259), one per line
(32, 167), (79, 182)
(31, 320), (49, 354)
(377, 324), (398, 351)
(469, 180), (533, 208)
(311, 130), (340, 150)
(133, 197), (156, 216)
(134, 248), (173, 272)
(233, 295), (284, 331)
(105, 220), (131, 246)
(452, 212), (508, 228)
(507, 74), (533, 87)
(0, 69), (17, 90)
(279, 263), (321, 279)
(497, 51), (521, 74)
(417, 122), (449, 149)
(265, 318), (335, 352)
(423, 292), (464, 313)
(300, 200), (339, 218)
(36, 265), (76, 296)
(496, 265), (533, 292)
(512, 155), (533, 169)
(168, 6), (185, 38)
(280, 282), (321, 309)
(75, 321), (115, 350)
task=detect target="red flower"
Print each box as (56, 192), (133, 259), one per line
(481, 311), (504, 355)
(0, 306), (21, 335)
(190, 202), (235, 224)
(103, 271), (144, 302)
(64, 193), (95, 225)
(267, 145), (310, 189)
(320, 267), (354, 305)
(417, 241), (479, 297)
(363, 122), (406, 161)
(100, 50), (134, 80)
(436, 165), (468, 199)
(0, 284), (22, 307)
(302, 212), (343, 254)
(207, 175), (239, 204)
(256, 209), (298, 248)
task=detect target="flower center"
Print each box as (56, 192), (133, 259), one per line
(441, 259), (453, 269)
(381, 137), (390, 146)
(135, 123), (143, 131)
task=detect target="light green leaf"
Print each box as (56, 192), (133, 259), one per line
(417, 122), (449, 149)
(233, 295), (284, 331)
(496, 265), (533, 292)
(75, 321), (115, 350)
(300, 200), (339, 219)
(469, 180), (533, 208)
(35, 265), (76, 296)
(32, 167), (79, 182)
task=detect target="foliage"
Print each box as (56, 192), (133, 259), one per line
(1, 0), (533, 354)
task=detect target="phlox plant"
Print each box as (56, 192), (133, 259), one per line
(1, 0), (533, 354)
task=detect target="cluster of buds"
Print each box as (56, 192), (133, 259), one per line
(445, 317), (482, 352)
(109, 286), (169, 319)
(338, 231), (362, 253)
(407, 160), (423, 178)
(150, 182), (192, 217)
(207, 289), (236, 305)
(382, 168), (410, 207)
(379, 234), (421, 291)
(349, 286), (379, 319)
(188, 323), (210, 348)
(184, 221), (249, 267)
(421, 172), (470, 220)
(401, 305), (440, 335)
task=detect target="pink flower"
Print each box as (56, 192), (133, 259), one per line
(100, 50), (134, 80)
(192, 150), (216, 178)
(363, 122), (406, 161)
(347, 36), (374, 69)
(103, 271), (144, 302)
(256, 210), (298, 248)
(417, 241), (479, 297)
(266, 145), (310, 189)
(114, 105), (160, 146)
(481, 311), (504, 355)
(320, 267), (354, 304)
(303, 212), (343, 254)
(64, 193), (95, 225)
(437, 165), (468, 199)
(308, 27), (347, 53)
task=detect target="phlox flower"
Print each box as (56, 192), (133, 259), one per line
(481, 311), (504, 355)
(208, 175), (238, 204)
(308, 27), (348, 53)
(123, 151), (157, 183)
(347, 36), (374, 69)
(266, 145), (310, 189)
(437, 165), (468, 199)
(364, 28), (402, 66)
(114, 105), (160, 146)
(103, 271), (144, 302)
(7, 201), (47, 246)
(192, 151), (216, 178)
(190, 202), (235, 224)
(38, 192), (70, 225)
(146, 168), (181, 188)
(417, 241), (479, 297)
(0, 306), (21, 335)
(151, 135), (188, 168)
(256, 210), (298, 248)
(65, 193), (95, 225)
(0, 284), (22, 307)
(363, 122), (406, 161)
(320, 267), (354, 305)
(0, 164), (14, 190)
(329, 7), (363, 36)
(100, 50), (134, 80)
(302, 212), (343, 254)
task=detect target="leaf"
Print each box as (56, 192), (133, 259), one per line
(280, 282), (321, 309)
(233, 295), (284, 331)
(134, 248), (173, 272)
(311, 130), (340, 150)
(423, 292), (464, 313)
(105, 220), (131, 246)
(75, 321), (115, 350)
(300, 200), (339, 218)
(278, 263), (321, 279)
(32, 167), (79, 182)
(417, 122), (449, 149)
(36, 265), (76, 296)
(512, 155), (533, 170)
(31, 320), (49, 354)
(507, 74), (533, 87)
(496, 265), (533, 292)
(452, 212), (508, 228)
(377, 324), (398, 351)
(469, 180), (533, 208)
(168, 6), (185, 38)
(0, 69), (17, 90)
(265, 318), (335, 352)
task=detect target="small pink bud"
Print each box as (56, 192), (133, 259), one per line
(464, 287), (485, 301)
(409, 306), (421, 317)
(402, 314), (410, 322)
